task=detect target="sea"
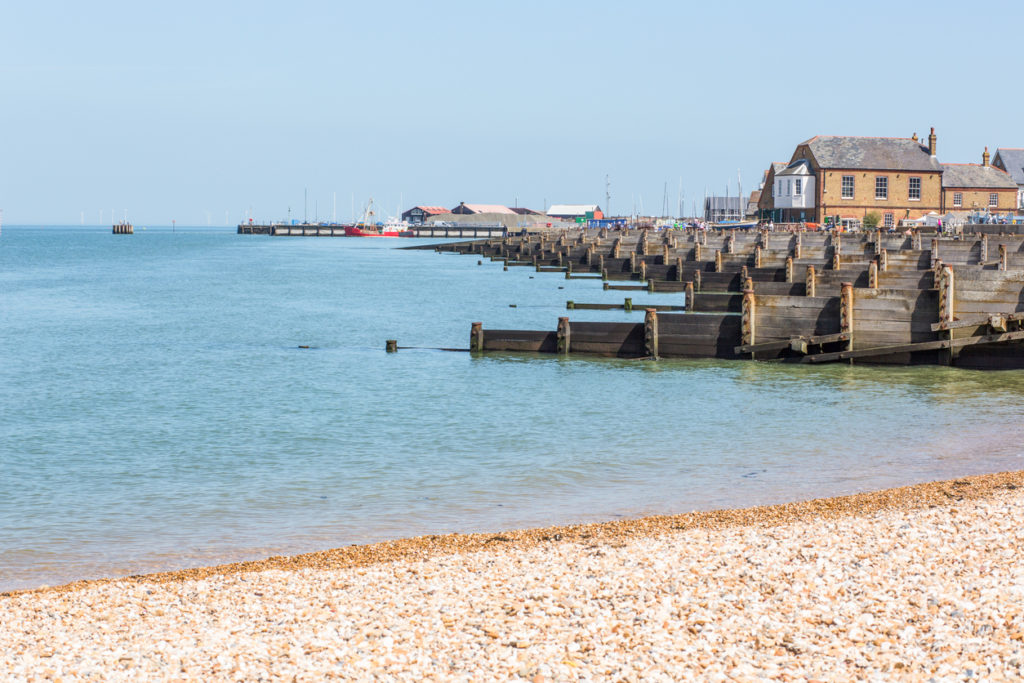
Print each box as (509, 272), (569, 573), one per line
(2, 225), (1024, 591)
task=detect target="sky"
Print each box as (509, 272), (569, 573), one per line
(1, 0), (1022, 225)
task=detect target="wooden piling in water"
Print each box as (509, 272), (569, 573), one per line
(386, 339), (398, 353)
(806, 265), (816, 297)
(644, 309), (659, 358)
(741, 288), (756, 351)
(470, 322), (483, 351)
(869, 260), (878, 289)
(840, 282), (854, 351)
(785, 256), (794, 283)
(557, 317), (570, 354)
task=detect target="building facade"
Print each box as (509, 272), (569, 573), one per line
(401, 206), (448, 225)
(940, 150), (1018, 215)
(992, 148), (1024, 209)
(785, 129), (944, 228)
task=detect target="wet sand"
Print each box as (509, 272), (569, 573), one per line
(3, 470), (1024, 679)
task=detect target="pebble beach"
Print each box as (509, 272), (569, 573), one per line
(4, 470), (1024, 681)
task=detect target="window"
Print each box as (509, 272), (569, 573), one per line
(787, 180), (791, 195)
(989, 193), (999, 207)
(875, 176), (888, 200)
(777, 181), (782, 197)
(794, 178), (802, 196)
(841, 175), (854, 199)
(909, 177), (921, 201)
(953, 192), (963, 207)
(884, 213), (894, 228)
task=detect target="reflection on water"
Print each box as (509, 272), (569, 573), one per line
(1, 226), (1023, 590)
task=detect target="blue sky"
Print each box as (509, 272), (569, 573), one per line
(1, 0), (1021, 225)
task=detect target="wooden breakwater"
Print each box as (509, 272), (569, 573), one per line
(112, 222), (133, 235)
(237, 223), (509, 238)
(428, 227), (1024, 369)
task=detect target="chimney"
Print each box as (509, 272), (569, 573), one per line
(928, 127), (937, 156)
(983, 146), (990, 167)
(912, 132), (918, 142)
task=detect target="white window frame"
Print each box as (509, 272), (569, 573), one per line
(875, 176), (888, 200)
(794, 179), (802, 196)
(884, 212), (894, 228)
(908, 177), (921, 201)
(953, 192), (963, 207)
(841, 175), (854, 199)
(989, 193), (999, 207)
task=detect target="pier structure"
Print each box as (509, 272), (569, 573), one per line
(237, 223), (509, 238)
(431, 227), (1024, 370)
(112, 222), (133, 235)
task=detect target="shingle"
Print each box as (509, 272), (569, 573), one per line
(993, 149), (1024, 184)
(803, 136), (942, 172)
(941, 164), (1017, 189)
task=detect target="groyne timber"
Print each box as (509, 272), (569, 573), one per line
(424, 228), (1024, 369)
(237, 223), (508, 238)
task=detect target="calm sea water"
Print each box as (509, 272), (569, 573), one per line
(2, 225), (1023, 591)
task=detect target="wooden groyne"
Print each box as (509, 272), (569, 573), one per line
(435, 227), (1024, 369)
(112, 222), (133, 235)
(237, 223), (509, 238)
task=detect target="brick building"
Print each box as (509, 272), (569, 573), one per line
(940, 149), (1018, 215)
(756, 162), (787, 222)
(777, 129), (943, 228)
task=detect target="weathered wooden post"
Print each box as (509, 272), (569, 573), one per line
(912, 230), (922, 251)
(386, 339), (398, 353)
(879, 248), (888, 272)
(533, 255), (539, 270)
(630, 251), (638, 273)
(715, 250), (723, 273)
(662, 243), (670, 263)
(557, 251), (563, 268)
(556, 317), (570, 355)
(600, 227), (608, 239)
(805, 265), (816, 297)
(832, 250), (841, 270)
(640, 232), (649, 255)
(644, 309), (659, 359)
(740, 265), (749, 282)
(701, 229), (708, 246)
(694, 270), (702, 292)
(931, 238), (940, 270)
(558, 231), (567, 247)
(868, 259), (878, 289)
(613, 238), (622, 259)
(565, 262), (573, 278)
(624, 297), (633, 312)
(639, 260), (647, 282)
(566, 300), (575, 310)
(695, 242), (703, 261)
(744, 276), (754, 292)
(794, 231), (802, 259)
(840, 282), (854, 353)
(785, 256), (794, 283)
(685, 281), (695, 310)
(727, 233), (736, 254)
(586, 245), (594, 266)
(874, 229), (882, 256)
(938, 264), (955, 326)
(1000, 244), (1008, 271)
(980, 234), (989, 264)
(675, 256), (684, 282)
(470, 322), (484, 351)
(599, 254), (605, 276)
(741, 287), (756, 353)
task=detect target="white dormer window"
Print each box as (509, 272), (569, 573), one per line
(787, 180), (791, 195)
(795, 179), (802, 196)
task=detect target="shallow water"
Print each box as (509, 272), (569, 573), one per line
(2, 225), (1023, 591)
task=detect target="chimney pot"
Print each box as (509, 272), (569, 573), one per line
(928, 127), (937, 157)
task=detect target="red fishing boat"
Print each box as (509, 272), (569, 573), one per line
(344, 199), (415, 237)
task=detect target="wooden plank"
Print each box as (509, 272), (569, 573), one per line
(803, 329), (1024, 363)
(735, 332), (849, 354)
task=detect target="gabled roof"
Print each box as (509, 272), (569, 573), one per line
(941, 164), (1018, 189)
(510, 207), (542, 215)
(408, 206), (448, 214)
(993, 148), (1024, 185)
(801, 136), (942, 172)
(453, 203), (516, 214)
(547, 204), (600, 216)
(777, 159), (814, 176)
